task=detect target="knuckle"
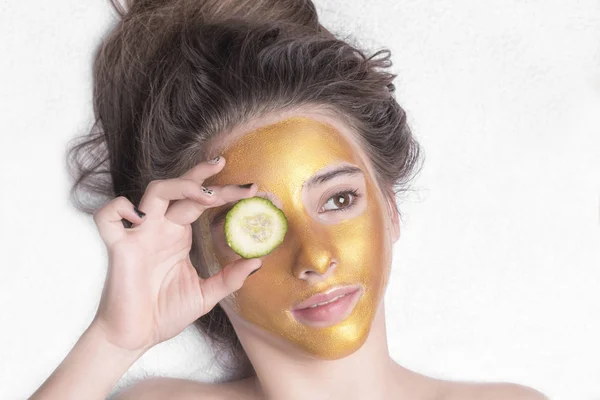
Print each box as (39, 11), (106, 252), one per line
(185, 227), (195, 246)
(92, 199), (113, 222)
(184, 180), (207, 201)
(182, 224), (193, 240)
(185, 177), (201, 187)
(114, 196), (132, 207)
(92, 209), (102, 223)
(145, 179), (164, 193)
(181, 178), (198, 190)
(221, 266), (237, 290)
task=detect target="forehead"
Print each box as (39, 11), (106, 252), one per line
(205, 117), (365, 189)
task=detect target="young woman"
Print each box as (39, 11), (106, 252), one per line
(30, 0), (548, 399)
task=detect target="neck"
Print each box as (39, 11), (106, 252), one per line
(238, 303), (402, 400)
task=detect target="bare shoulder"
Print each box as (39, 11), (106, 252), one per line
(439, 380), (549, 400)
(113, 376), (259, 400)
(388, 365), (548, 400)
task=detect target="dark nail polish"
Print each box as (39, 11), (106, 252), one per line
(207, 156), (221, 164)
(239, 183), (254, 189)
(133, 205), (146, 218)
(201, 186), (215, 196)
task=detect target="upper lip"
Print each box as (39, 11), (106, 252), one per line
(291, 284), (362, 310)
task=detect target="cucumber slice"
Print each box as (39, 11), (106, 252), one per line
(224, 197), (288, 259)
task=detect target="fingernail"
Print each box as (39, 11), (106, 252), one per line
(201, 186), (215, 196)
(207, 156), (221, 164)
(238, 183), (254, 189)
(133, 205), (146, 218)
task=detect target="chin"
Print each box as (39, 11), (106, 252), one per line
(224, 290), (384, 360)
(301, 333), (370, 360)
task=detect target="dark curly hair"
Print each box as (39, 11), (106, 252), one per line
(66, 0), (424, 379)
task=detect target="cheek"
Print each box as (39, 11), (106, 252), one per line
(234, 250), (295, 300)
(334, 211), (387, 279)
(333, 187), (387, 270)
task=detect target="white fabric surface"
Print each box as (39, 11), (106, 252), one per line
(0, 0), (598, 399)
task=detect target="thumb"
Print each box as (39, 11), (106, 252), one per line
(198, 258), (262, 314)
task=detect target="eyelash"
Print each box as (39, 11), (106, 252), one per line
(216, 189), (361, 224)
(321, 188), (361, 213)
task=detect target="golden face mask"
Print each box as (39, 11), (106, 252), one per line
(200, 116), (393, 359)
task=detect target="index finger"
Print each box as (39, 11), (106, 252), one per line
(163, 183), (258, 226)
(180, 156), (226, 183)
(136, 156), (227, 218)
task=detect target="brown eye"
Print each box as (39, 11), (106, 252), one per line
(334, 193), (350, 207)
(322, 189), (360, 212)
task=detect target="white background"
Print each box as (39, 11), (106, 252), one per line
(1, 0), (599, 399)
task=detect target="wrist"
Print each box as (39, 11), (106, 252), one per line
(86, 322), (150, 361)
(29, 321), (148, 400)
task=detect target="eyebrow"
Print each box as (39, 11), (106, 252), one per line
(302, 165), (364, 190)
(209, 165), (364, 227)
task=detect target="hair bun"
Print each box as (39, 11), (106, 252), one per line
(109, 0), (335, 39)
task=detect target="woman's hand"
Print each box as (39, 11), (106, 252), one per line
(90, 156), (260, 353)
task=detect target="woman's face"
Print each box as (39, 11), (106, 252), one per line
(202, 115), (395, 359)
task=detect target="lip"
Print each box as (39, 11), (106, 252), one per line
(290, 284), (363, 328)
(292, 284), (362, 310)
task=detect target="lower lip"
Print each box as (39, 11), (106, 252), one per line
(292, 288), (362, 328)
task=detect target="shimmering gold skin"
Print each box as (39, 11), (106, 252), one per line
(203, 117), (392, 359)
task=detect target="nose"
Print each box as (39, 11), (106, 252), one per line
(290, 222), (337, 281)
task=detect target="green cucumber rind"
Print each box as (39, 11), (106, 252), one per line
(224, 197), (288, 259)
